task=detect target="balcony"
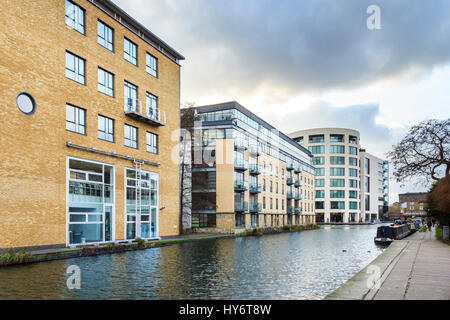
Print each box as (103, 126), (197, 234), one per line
(294, 192), (300, 200)
(294, 179), (302, 187)
(286, 191), (294, 199)
(124, 98), (166, 126)
(249, 145), (261, 156)
(235, 201), (248, 212)
(286, 177), (294, 185)
(294, 164), (302, 173)
(287, 206), (294, 214)
(234, 180), (249, 192)
(234, 159), (249, 171)
(286, 162), (294, 171)
(249, 184), (262, 194)
(234, 138), (248, 150)
(249, 203), (262, 213)
(295, 207), (302, 214)
(249, 164), (262, 175)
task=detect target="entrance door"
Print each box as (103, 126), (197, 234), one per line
(105, 206), (113, 241)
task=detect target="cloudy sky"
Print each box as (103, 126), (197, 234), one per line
(114, 0), (450, 203)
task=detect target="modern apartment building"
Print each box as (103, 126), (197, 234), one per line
(0, 0), (184, 249)
(288, 128), (389, 223)
(399, 192), (428, 217)
(181, 102), (316, 233)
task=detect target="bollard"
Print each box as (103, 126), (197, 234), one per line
(443, 226), (449, 240)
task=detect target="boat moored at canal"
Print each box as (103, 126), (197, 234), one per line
(374, 224), (413, 245)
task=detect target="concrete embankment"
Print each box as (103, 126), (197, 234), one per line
(325, 227), (450, 300)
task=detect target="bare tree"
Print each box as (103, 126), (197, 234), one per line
(387, 119), (450, 184)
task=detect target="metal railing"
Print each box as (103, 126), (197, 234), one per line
(249, 164), (262, 175)
(249, 203), (262, 213)
(249, 184), (262, 193)
(235, 201), (249, 212)
(234, 180), (249, 192)
(234, 159), (249, 171)
(124, 97), (166, 125)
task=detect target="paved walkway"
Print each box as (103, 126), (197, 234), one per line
(326, 226), (450, 300)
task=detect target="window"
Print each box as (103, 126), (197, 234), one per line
(365, 176), (370, 192)
(349, 179), (358, 188)
(263, 196), (266, 209)
(365, 195), (370, 211)
(65, 0), (84, 34)
(98, 115), (114, 142)
(192, 214), (216, 228)
(349, 168), (358, 177)
(330, 145), (345, 154)
(124, 81), (138, 111)
(270, 181), (273, 192)
(66, 51), (85, 84)
(349, 146), (358, 155)
(146, 92), (158, 119)
(146, 53), (157, 77)
(124, 124), (137, 148)
(349, 190), (358, 199)
(330, 190), (345, 198)
(349, 202), (358, 210)
(330, 134), (344, 142)
(330, 179), (345, 187)
(66, 104), (85, 134)
(97, 20), (113, 51)
(312, 156), (325, 165)
(349, 157), (358, 166)
(124, 38), (137, 65)
(309, 135), (324, 143)
(365, 157), (370, 174)
(315, 168), (325, 176)
(315, 190), (325, 198)
(309, 145), (325, 154)
(270, 198), (273, 210)
(330, 156), (345, 165)
(146, 132), (158, 154)
(315, 179), (325, 187)
(98, 68), (114, 96)
(330, 201), (345, 209)
(330, 167), (345, 176)
(315, 201), (324, 210)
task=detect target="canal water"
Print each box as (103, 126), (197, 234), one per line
(0, 224), (386, 300)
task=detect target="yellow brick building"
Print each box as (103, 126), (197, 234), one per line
(0, 0), (184, 249)
(182, 102), (316, 233)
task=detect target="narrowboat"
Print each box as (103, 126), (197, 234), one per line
(374, 224), (413, 245)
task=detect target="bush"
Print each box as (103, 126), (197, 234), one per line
(0, 249), (34, 265)
(135, 238), (147, 249)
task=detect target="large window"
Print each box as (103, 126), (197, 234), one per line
(98, 68), (114, 97)
(330, 179), (345, 187)
(315, 179), (325, 187)
(192, 214), (216, 228)
(126, 168), (158, 239)
(67, 158), (114, 245)
(124, 81), (138, 112)
(65, 0), (84, 34)
(312, 156), (325, 165)
(365, 195), (370, 211)
(98, 115), (114, 142)
(365, 176), (370, 192)
(97, 20), (113, 51)
(309, 135), (324, 143)
(315, 168), (325, 176)
(330, 156), (345, 165)
(349, 179), (358, 188)
(124, 124), (137, 148)
(124, 38), (137, 65)
(349, 157), (358, 166)
(315, 201), (324, 210)
(315, 190), (325, 198)
(349, 202), (358, 210)
(349, 146), (358, 155)
(146, 132), (158, 154)
(330, 134), (344, 142)
(330, 145), (345, 154)
(365, 157), (370, 174)
(330, 167), (345, 176)
(349, 168), (358, 177)
(330, 201), (345, 209)
(330, 190), (345, 198)
(146, 53), (158, 77)
(66, 51), (85, 84)
(66, 104), (85, 134)
(309, 145), (325, 154)
(349, 190), (358, 199)
(146, 92), (158, 120)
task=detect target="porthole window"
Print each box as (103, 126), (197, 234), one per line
(16, 92), (36, 115)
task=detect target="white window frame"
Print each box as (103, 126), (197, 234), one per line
(66, 104), (85, 134)
(65, 0), (85, 34)
(146, 52), (157, 77)
(124, 124), (137, 148)
(124, 37), (137, 65)
(98, 67), (114, 97)
(66, 51), (85, 84)
(97, 20), (113, 51)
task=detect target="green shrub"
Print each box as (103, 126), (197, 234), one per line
(135, 238), (147, 249)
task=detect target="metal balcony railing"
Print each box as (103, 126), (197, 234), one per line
(249, 184), (262, 193)
(234, 138), (248, 150)
(295, 208), (302, 214)
(287, 206), (294, 214)
(249, 145), (261, 155)
(234, 159), (249, 171)
(234, 180), (249, 192)
(249, 203), (262, 213)
(235, 201), (248, 212)
(124, 98), (166, 126)
(294, 164), (302, 173)
(286, 162), (294, 170)
(286, 177), (294, 185)
(286, 191), (294, 199)
(249, 164), (262, 175)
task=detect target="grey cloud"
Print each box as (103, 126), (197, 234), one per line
(114, 0), (450, 100)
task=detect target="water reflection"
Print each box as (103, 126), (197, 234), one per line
(0, 225), (385, 300)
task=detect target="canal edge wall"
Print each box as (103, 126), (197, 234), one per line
(0, 225), (319, 267)
(324, 240), (409, 300)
